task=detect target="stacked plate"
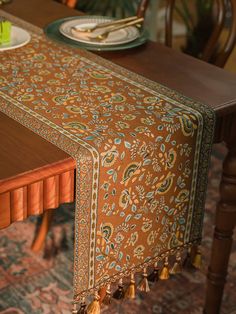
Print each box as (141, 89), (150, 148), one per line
(44, 16), (148, 51)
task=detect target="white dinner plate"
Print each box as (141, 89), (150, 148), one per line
(0, 26), (31, 51)
(59, 16), (140, 46)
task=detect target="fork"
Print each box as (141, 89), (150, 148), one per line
(72, 15), (138, 33)
(83, 17), (144, 42)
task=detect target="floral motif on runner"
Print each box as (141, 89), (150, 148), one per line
(0, 12), (215, 303)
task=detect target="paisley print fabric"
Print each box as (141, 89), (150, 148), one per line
(0, 12), (215, 301)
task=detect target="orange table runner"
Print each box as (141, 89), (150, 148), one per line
(0, 12), (215, 312)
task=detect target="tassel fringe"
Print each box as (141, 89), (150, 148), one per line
(159, 257), (170, 280)
(125, 273), (136, 299)
(113, 278), (125, 300)
(87, 292), (100, 314)
(147, 262), (159, 282)
(137, 268), (150, 292)
(192, 246), (202, 270)
(73, 246), (199, 312)
(170, 252), (182, 275)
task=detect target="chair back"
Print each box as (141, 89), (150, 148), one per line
(165, 0), (236, 68)
(137, 0), (150, 17)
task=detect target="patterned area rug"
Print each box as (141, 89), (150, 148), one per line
(0, 143), (235, 314)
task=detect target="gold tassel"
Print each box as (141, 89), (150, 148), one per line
(137, 268), (150, 292)
(170, 252), (182, 275)
(159, 257), (170, 280)
(87, 292), (100, 314)
(192, 246), (202, 270)
(78, 298), (87, 314)
(103, 284), (112, 305)
(125, 273), (136, 299)
(147, 262), (159, 282)
(113, 278), (125, 300)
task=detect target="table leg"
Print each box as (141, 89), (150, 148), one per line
(204, 120), (236, 314)
(31, 209), (54, 252)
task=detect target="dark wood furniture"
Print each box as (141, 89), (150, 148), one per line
(1, 1), (236, 313)
(165, 0), (236, 67)
(137, 0), (150, 18)
(0, 113), (76, 251)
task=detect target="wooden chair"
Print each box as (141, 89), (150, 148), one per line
(64, 0), (236, 68)
(165, 0), (236, 68)
(89, 0), (234, 66)
(137, 0), (150, 17)
(5, 0), (236, 62)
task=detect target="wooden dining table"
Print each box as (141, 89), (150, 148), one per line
(0, 0), (236, 313)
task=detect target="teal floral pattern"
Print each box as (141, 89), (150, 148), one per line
(0, 14), (215, 300)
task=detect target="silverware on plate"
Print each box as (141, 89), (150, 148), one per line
(72, 15), (138, 33)
(72, 17), (144, 42)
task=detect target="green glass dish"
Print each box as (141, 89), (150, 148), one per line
(44, 16), (149, 52)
